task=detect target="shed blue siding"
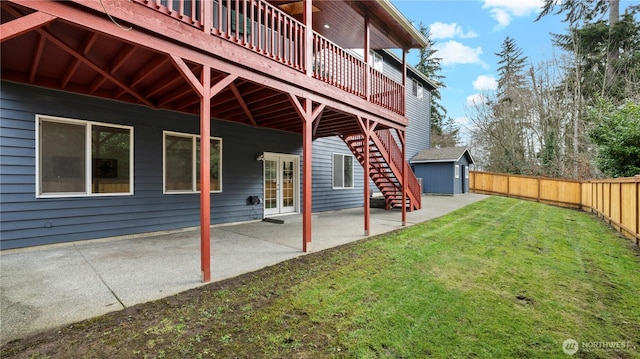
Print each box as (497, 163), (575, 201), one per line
(0, 81), (367, 249)
(413, 162), (454, 194)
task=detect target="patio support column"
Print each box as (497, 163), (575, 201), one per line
(289, 94), (324, 252)
(302, 105), (313, 252)
(400, 130), (407, 226)
(357, 116), (371, 236)
(200, 65), (211, 282)
(401, 50), (408, 224)
(170, 55), (239, 282)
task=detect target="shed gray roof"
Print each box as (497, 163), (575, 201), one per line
(410, 147), (474, 164)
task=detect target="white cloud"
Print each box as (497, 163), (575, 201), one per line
(454, 116), (472, 127)
(483, 0), (544, 16)
(472, 75), (498, 91)
(482, 0), (543, 29)
(466, 93), (487, 106)
(433, 41), (483, 66)
(490, 8), (512, 29)
(429, 22), (478, 40)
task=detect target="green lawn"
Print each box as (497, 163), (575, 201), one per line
(3, 197), (639, 358)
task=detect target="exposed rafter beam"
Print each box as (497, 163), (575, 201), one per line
(62, 32), (98, 89)
(229, 83), (257, 127)
(35, 27), (153, 107)
(129, 55), (168, 89)
(0, 10), (56, 42)
(29, 34), (45, 84)
(91, 44), (137, 94)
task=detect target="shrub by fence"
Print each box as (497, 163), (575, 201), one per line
(469, 171), (640, 245)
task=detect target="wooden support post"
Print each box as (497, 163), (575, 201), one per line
(358, 116), (371, 236)
(202, 0), (212, 35)
(171, 55), (238, 282)
(401, 130), (407, 226)
(200, 65), (211, 282)
(636, 181), (639, 245)
(302, 99), (313, 252)
(289, 95), (323, 252)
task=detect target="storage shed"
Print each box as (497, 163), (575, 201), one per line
(411, 147), (475, 195)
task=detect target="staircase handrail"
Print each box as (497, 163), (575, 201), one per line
(374, 130), (421, 208)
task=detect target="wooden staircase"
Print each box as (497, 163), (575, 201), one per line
(342, 129), (421, 211)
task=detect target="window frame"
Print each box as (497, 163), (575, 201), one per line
(412, 79), (423, 99)
(163, 130), (222, 194)
(35, 115), (134, 198)
(332, 153), (355, 190)
(455, 164), (460, 179)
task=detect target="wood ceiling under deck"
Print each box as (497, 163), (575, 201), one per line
(1, 1), (402, 138)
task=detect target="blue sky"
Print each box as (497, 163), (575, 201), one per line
(390, 0), (640, 142)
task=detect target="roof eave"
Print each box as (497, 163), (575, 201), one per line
(376, 0), (429, 49)
(410, 159), (456, 164)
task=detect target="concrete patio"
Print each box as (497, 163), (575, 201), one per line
(0, 194), (486, 345)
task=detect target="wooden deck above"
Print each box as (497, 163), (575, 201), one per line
(1, 0), (426, 137)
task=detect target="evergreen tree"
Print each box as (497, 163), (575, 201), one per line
(495, 37), (529, 103)
(486, 37), (533, 174)
(414, 23), (447, 137)
(589, 100), (640, 177)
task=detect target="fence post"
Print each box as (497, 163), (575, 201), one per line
(537, 176), (541, 202)
(620, 182), (623, 233)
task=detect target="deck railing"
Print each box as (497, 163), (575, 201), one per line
(312, 32), (366, 98)
(376, 129), (421, 206)
(370, 68), (404, 114)
(133, 0), (405, 115)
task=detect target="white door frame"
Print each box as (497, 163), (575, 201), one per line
(263, 152), (300, 216)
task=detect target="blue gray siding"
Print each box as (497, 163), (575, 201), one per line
(311, 137), (364, 212)
(1, 82), (314, 249)
(413, 162), (454, 194)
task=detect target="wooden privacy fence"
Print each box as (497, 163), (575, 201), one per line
(469, 171), (640, 245)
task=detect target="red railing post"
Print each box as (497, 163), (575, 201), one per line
(202, 0), (211, 35)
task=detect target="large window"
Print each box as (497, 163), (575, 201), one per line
(332, 153), (354, 189)
(163, 131), (222, 193)
(37, 115), (133, 197)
